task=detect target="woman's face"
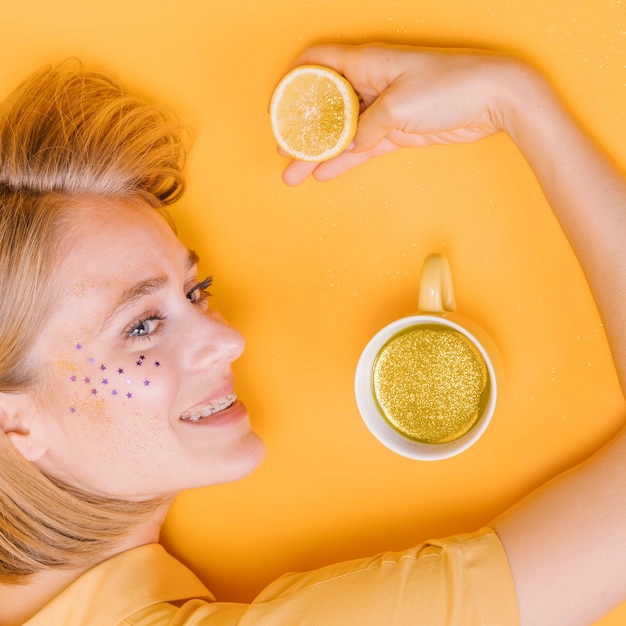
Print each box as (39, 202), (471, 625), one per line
(26, 198), (265, 500)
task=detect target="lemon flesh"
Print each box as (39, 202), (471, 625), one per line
(270, 65), (359, 163)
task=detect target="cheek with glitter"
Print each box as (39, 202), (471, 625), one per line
(372, 326), (489, 445)
(66, 345), (164, 413)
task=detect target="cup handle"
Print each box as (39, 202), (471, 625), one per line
(418, 253), (457, 314)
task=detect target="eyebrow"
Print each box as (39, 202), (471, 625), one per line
(100, 249), (200, 333)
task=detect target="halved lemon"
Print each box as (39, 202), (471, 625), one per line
(270, 65), (359, 163)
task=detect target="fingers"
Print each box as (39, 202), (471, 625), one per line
(349, 93), (395, 153)
(281, 152), (366, 186)
(282, 159), (318, 186)
(309, 150), (379, 181)
(289, 43), (353, 75)
(281, 139), (400, 186)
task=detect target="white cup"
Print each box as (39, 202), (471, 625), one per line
(355, 254), (501, 461)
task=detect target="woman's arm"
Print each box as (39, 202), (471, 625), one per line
(485, 60), (626, 626)
(280, 43), (626, 625)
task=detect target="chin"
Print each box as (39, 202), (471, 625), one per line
(229, 431), (266, 481)
(200, 430), (266, 488)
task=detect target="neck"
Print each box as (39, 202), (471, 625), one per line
(0, 501), (171, 625)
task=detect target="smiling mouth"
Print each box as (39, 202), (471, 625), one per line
(180, 393), (237, 422)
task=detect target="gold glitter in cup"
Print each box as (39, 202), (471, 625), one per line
(372, 326), (489, 444)
(355, 254), (501, 460)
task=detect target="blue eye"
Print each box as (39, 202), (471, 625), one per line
(126, 314), (164, 339)
(186, 276), (213, 304)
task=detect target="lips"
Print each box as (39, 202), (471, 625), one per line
(180, 392), (237, 422)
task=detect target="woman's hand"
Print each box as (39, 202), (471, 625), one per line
(280, 43), (530, 186)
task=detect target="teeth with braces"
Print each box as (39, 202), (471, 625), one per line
(181, 393), (236, 422)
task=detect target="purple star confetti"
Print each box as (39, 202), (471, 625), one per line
(65, 354), (161, 402)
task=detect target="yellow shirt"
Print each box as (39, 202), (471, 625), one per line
(25, 527), (519, 625)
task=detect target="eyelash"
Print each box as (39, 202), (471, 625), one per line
(125, 276), (214, 341)
(186, 275), (213, 305)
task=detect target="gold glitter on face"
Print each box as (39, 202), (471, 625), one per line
(372, 326), (489, 444)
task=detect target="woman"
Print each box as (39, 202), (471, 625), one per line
(0, 44), (624, 625)
(0, 64), (264, 623)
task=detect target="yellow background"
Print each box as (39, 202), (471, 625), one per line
(3, 0), (625, 623)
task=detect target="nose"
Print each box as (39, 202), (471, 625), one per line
(188, 305), (245, 369)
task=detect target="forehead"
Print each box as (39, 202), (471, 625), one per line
(43, 198), (190, 344)
(60, 197), (184, 284)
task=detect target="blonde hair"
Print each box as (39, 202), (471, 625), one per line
(0, 62), (187, 582)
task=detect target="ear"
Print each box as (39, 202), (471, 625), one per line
(0, 395), (48, 462)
